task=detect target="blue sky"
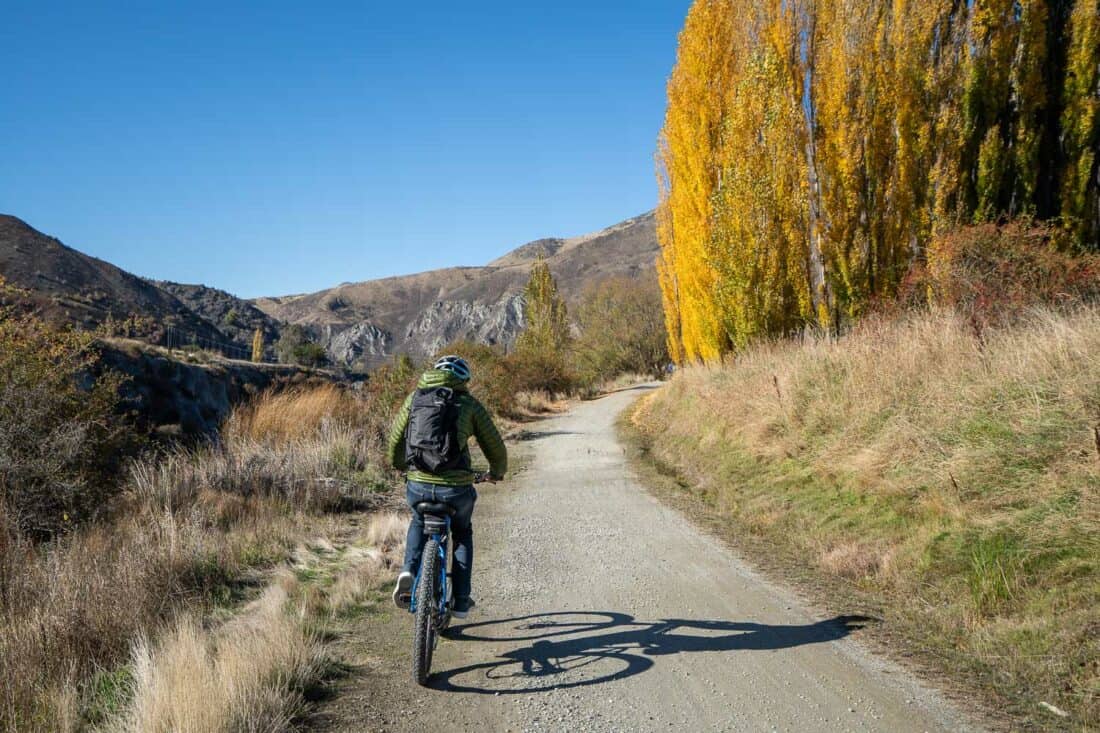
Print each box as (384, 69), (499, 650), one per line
(0, 2), (687, 297)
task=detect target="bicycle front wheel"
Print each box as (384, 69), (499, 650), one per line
(412, 538), (440, 686)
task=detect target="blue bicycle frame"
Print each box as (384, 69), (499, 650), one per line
(408, 514), (450, 617)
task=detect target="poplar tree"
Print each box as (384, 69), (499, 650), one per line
(514, 257), (572, 393)
(656, 0), (738, 363)
(251, 328), (264, 363)
(659, 0), (1099, 361)
(1061, 0), (1100, 245)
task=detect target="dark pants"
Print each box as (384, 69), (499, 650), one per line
(403, 481), (477, 602)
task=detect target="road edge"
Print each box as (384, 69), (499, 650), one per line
(612, 387), (1015, 733)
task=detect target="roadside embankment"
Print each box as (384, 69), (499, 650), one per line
(96, 338), (348, 439)
(0, 379), (409, 731)
(624, 307), (1099, 730)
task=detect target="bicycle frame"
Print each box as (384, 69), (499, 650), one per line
(408, 514), (451, 618)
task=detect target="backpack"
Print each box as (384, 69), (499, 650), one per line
(404, 387), (466, 473)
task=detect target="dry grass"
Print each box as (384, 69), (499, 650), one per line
(112, 580), (320, 733)
(631, 306), (1099, 727)
(227, 384), (359, 444)
(105, 512), (407, 732)
(0, 381), (411, 732)
(0, 492), (304, 732)
(513, 390), (568, 416)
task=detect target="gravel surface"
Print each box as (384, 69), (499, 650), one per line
(313, 385), (980, 732)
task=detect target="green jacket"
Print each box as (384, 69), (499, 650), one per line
(387, 369), (508, 486)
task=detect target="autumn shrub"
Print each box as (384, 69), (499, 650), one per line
(0, 307), (135, 539)
(435, 342), (520, 418)
(901, 222), (1100, 327)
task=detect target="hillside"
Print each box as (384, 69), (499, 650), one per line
(153, 280), (283, 352)
(1, 211), (658, 367)
(0, 215), (224, 345)
(253, 210), (658, 364)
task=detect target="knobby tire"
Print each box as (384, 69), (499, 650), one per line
(413, 538), (440, 685)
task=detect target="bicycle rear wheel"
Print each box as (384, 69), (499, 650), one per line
(412, 538), (440, 685)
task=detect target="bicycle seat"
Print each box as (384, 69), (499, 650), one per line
(415, 501), (456, 517)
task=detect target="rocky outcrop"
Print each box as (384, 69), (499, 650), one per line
(403, 294), (525, 355)
(322, 322), (393, 365)
(252, 212), (658, 364)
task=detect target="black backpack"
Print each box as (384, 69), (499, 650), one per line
(404, 387), (466, 473)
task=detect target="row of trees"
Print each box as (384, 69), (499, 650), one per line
(658, 0), (1099, 362)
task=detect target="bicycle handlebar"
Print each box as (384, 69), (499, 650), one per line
(402, 469), (499, 484)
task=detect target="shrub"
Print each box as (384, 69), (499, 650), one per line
(0, 304), (132, 539)
(292, 342), (328, 367)
(901, 222), (1100, 326)
(434, 342), (524, 419)
(573, 276), (669, 383)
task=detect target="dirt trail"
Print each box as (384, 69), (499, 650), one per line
(312, 385), (979, 732)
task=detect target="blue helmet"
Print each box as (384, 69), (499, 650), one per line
(433, 354), (471, 382)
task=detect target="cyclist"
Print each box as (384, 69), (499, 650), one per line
(387, 355), (507, 619)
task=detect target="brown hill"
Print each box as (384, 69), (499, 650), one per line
(1, 211), (659, 368)
(0, 215), (225, 346)
(252, 211), (658, 365)
(154, 280), (283, 355)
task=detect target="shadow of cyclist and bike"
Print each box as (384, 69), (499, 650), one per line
(430, 611), (875, 694)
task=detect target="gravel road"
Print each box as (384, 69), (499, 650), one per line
(316, 385), (979, 732)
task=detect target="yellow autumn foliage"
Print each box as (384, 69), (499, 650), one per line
(658, 0), (1100, 361)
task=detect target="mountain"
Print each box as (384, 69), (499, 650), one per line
(0, 215), (226, 346)
(252, 211), (659, 365)
(1, 210), (659, 367)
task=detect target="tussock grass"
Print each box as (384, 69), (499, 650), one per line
(113, 580), (320, 733)
(0, 380), (411, 732)
(106, 512), (406, 732)
(227, 384), (359, 444)
(0, 490), (302, 731)
(631, 306), (1099, 726)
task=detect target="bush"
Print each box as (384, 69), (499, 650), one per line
(573, 276), (669, 383)
(292, 341), (328, 367)
(0, 306), (132, 539)
(435, 342), (523, 419)
(901, 222), (1100, 326)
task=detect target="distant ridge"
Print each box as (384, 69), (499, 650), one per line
(251, 211), (659, 364)
(0, 210), (659, 367)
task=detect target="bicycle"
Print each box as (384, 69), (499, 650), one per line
(407, 472), (494, 685)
